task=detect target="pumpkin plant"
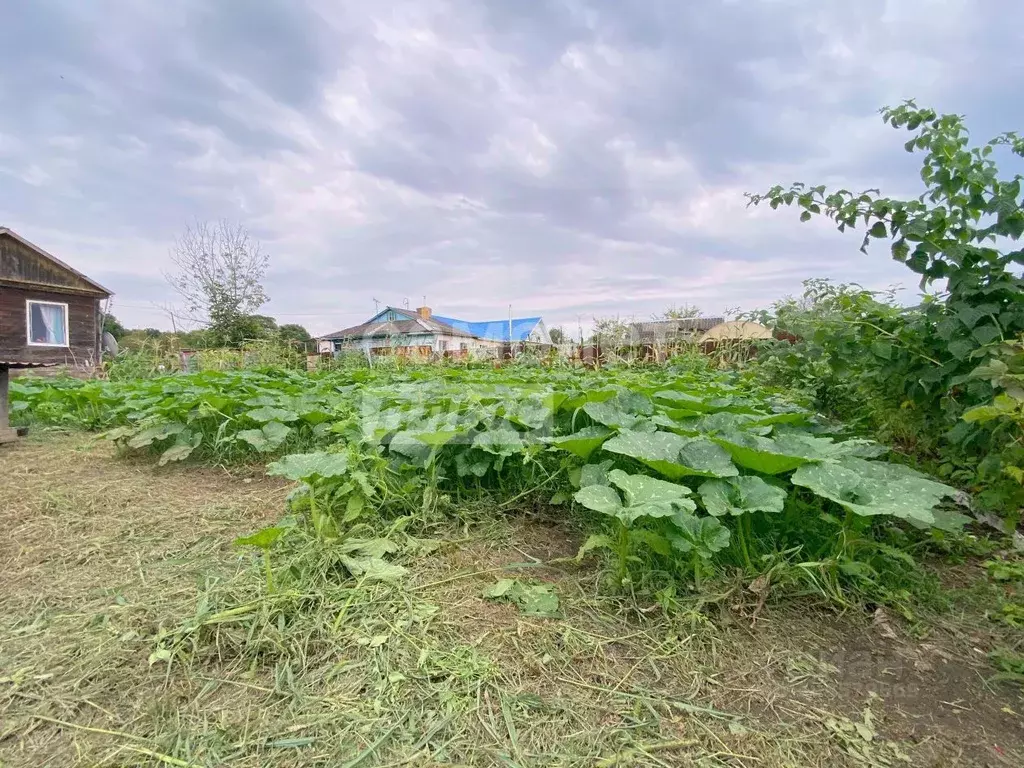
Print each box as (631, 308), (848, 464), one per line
(573, 468), (697, 584)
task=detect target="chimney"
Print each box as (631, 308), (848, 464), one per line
(417, 306), (431, 319)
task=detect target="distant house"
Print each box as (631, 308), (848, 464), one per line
(318, 306), (550, 357)
(431, 314), (550, 345)
(628, 317), (725, 345)
(1, 227), (113, 443)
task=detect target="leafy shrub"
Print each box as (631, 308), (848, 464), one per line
(748, 102), (1024, 521)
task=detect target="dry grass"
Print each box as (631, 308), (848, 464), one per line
(1, 433), (1022, 767)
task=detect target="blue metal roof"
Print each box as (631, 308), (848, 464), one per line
(432, 315), (542, 343)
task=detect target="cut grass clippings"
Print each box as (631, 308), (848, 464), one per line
(1, 434), (1022, 767)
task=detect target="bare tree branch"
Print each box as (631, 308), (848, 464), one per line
(164, 220), (269, 325)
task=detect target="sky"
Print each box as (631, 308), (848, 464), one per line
(1, 0), (1022, 337)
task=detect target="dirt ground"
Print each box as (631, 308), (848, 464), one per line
(1, 433), (1022, 767)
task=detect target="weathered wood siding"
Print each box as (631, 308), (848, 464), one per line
(0, 233), (102, 294)
(0, 285), (101, 365)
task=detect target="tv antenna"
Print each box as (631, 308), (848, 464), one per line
(372, 297), (380, 313)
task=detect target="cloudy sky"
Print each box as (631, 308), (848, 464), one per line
(1, 1), (1021, 335)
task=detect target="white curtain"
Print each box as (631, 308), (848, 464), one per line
(30, 303), (67, 344)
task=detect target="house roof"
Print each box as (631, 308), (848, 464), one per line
(0, 227), (113, 296)
(432, 315), (542, 343)
(629, 317), (725, 342)
(320, 307), (475, 341)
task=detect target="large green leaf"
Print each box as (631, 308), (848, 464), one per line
(687, 412), (766, 435)
(410, 429), (465, 447)
(748, 411), (812, 428)
(609, 468), (695, 510)
(698, 476), (787, 517)
(237, 421), (292, 452)
(158, 430), (202, 466)
(127, 422), (185, 448)
(234, 525), (288, 550)
(246, 406), (299, 423)
(508, 398), (552, 430)
(473, 427), (524, 456)
(541, 426), (612, 459)
(266, 451), (349, 481)
(611, 390), (654, 415)
(482, 579), (560, 617)
(791, 457), (965, 531)
(455, 450), (492, 478)
(573, 469), (695, 525)
(710, 431), (811, 475)
(772, 432), (888, 460)
(573, 485), (623, 517)
(603, 430), (738, 479)
(388, 430), (435, 466)
(652, 390), (716, 412)
(668, 512), (731, 559)
(342, 556), (408, 583)
(579, 459), (614, 488)
(582, 401), (652, 431)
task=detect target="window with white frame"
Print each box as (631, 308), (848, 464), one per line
(27, 300), (69, 346)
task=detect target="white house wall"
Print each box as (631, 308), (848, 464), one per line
(433, 334), (503, 353)
(528, 320), (552, 344)
(335, 334), (435, 351)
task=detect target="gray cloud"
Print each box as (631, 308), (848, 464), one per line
(0, 0), (1021, 335)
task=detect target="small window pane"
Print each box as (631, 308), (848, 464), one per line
(29, 302), (68, 345)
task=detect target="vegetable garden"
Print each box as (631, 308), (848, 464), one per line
(9, 360), (972, 607)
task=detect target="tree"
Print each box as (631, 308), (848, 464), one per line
(278, 323), (313, 345)
(102, 313), (127, 340)
(655, 303), (702, 321)
(166, 220), (270, 347)
(589, 316), (632, 348)
(548, 326), (565, 345)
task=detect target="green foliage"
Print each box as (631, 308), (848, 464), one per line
(667, 513), (730, 560)
(102, 312), (127, 340)
(12, 359), (967, 606)
(234, 524), (290, 592)
(698, 476), (786, 517)
(574, 469), (696, 524)
(267, 452), (350, 482)
(988, 647), (1024, 686)
(791, 458), (966, 531)
(748, 101), (1024, 520)
(603, 430), (738, 479)
(982, 554), (1024, 636)
(984, 556), (1024, 583)
(278, 323), (313, 344)
(482, 579), (560, 617)
(960, 339), (1024, 522)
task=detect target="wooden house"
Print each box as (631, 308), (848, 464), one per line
(0, 227), (112, 443)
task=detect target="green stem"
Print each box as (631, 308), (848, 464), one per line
(840, 507), (856, 557)
(737, 517), (753, 571)
(616, 522), (630, 585)
(309, 485), (320, 538)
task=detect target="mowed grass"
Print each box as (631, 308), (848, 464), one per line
(1, 433), (1022, 767)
